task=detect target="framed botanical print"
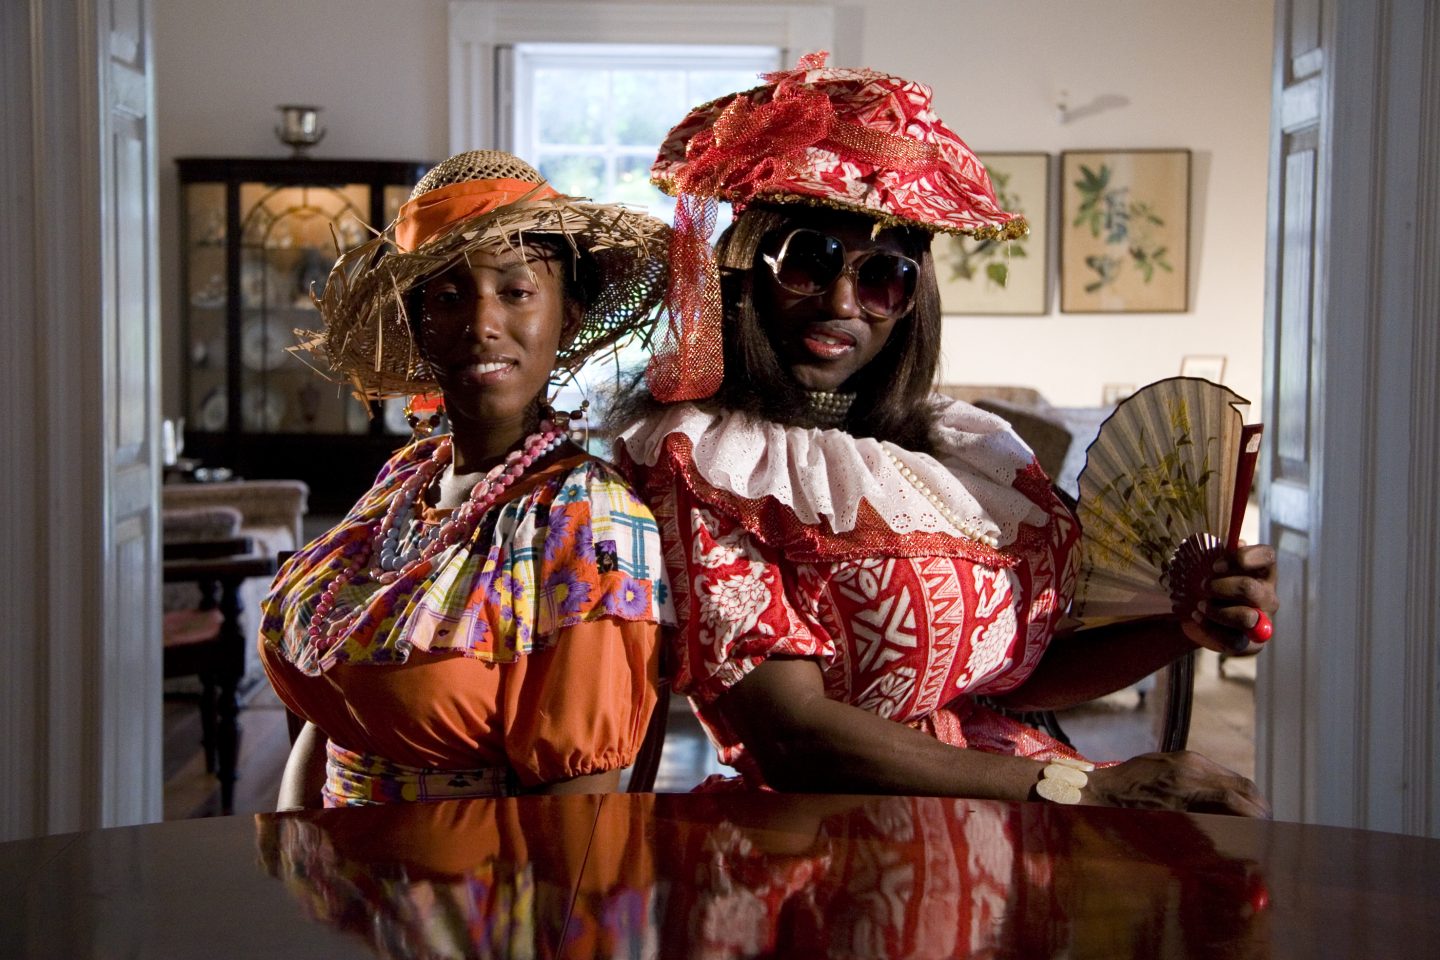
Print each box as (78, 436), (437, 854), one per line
(935, 152), (1050, 315)
(1060, 149), (1191, 312)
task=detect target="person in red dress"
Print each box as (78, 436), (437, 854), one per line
(612, 54), (1278, 813)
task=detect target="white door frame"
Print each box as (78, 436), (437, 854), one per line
(0, 0), (162, 840)
(1259, 0), (1440, 836)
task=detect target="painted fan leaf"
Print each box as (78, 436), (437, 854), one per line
(1071, 377), (1252, 624)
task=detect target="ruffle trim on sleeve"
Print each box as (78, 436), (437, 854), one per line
(616, 401), (1055, 565)
(260, 451), (673, 675)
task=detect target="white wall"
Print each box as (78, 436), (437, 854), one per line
(153, 0), (452, 414)
(154, 0), (1272, 411)
(854, 0), (1274, 408)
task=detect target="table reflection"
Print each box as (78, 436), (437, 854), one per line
(256, 793), (1268, 959)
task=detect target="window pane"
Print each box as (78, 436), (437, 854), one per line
(612, 69), (687, 145)
(535, 68), (606, 145)
(686, 69), (765, 106)
(537, 154), (605, 198)
(613, 155), (669, 208)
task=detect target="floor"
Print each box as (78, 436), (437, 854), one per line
(163, 649), (1256, 818)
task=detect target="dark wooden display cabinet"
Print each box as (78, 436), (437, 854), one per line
(177, 157), (431, 514)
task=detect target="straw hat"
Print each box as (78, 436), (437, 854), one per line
(302, 150), (671, 400)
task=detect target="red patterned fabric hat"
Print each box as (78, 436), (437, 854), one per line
(643, 53), (1023, 404)
(651, 51), (1026, 240)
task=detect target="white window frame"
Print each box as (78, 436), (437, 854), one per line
(447, 1), (837, 152)
(509, 42), (782, 204)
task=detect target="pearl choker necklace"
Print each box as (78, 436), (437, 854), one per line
(306, 424), (567, 648)
(803, 390), (855, 428)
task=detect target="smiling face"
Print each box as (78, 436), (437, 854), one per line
(415, 243), (578, 433)
(753, 211), (914, 393)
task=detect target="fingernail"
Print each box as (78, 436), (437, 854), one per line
(1190, 610), (1204, 624)
(1197, 600), (1210, 615)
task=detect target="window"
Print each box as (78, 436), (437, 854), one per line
(509, 43), (781, 219)
(505, 43), (782, 410)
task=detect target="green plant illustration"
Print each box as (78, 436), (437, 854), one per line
(1072, 163), (1173, 291)
(1079, 395), (1220, 577)
(942, 169), (1028, 289)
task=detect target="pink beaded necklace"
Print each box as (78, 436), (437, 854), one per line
(306, 422), (567, 647)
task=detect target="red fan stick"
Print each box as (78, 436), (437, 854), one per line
(1226, 424), (1270, 642)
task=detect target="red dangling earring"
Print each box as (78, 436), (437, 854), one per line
(404, 393), (445, 440)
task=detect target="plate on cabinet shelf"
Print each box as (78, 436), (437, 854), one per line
(242, 386), (286, 431)
(382, 397), (412, 435)
(194, 386), (287, 431)
(197, 388), (227, 431)
(240, 317), (293, 371)
(189, 273), (226, 309)
(344, 395), (371, 435)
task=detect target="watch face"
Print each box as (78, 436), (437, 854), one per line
(241, 318), (291, 371)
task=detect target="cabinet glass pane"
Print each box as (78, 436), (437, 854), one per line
(384, 184), (410, 223)
(237, 182), (371, 434)
(184, 182), (228, 431)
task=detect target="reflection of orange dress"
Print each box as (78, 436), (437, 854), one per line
(258, 443), (671, 800)
(257, 795), (655, 959)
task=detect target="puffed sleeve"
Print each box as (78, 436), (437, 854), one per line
(500, 617), (660, 787)
(656, 470), (833, 708)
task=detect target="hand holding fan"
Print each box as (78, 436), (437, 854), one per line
(1070, 377), (1266, 640)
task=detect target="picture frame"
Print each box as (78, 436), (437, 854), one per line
(1060, 149), (1191, 313)
(1101, 382), (1136, 405)
(935, 152), (1050, 315)
(1179, 354), (1227, 382)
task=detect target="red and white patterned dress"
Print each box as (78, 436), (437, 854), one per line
(616, 398), (1088, 786)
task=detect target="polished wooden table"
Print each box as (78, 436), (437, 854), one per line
(3, 793), (1437, 958)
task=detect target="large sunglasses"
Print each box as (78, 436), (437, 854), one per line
(762, 228), (921, 321)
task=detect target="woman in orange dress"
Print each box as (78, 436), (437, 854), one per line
(259, 151), (673, 807)
(613, 55), (1278, 813)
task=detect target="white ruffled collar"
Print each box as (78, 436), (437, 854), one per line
(617, 397), (1048, 549)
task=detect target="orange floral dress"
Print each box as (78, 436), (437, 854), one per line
(258, 439), (672, 804)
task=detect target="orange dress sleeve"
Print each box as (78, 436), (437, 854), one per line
(499, 617), (661, 787)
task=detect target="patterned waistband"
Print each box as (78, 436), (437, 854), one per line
(323, 740), (519, 807)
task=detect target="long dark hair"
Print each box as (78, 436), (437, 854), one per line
(610, 204), (944, 453)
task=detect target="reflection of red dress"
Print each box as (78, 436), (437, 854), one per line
(617, 401), (1089, 783)
(657, 797), (1033, 960)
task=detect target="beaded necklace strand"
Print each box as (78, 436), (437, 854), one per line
(306, 423), (567, 647)
(881, 445), (1000, 548)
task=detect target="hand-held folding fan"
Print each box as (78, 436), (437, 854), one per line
(1070, 377), (1266, 639)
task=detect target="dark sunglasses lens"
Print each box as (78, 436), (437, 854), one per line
(856, 254), (919, 319)
(774, 230), (845, 295)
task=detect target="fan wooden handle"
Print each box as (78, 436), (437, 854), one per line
(1225, 424), (1264, 552)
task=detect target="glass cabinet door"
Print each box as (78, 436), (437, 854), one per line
(184, 182), (230, 433)
(236, 181), (371, 435)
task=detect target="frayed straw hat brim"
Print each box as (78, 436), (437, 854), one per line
(299, 196), (671, 401)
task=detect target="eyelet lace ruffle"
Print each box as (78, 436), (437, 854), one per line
(617, 396), (1048, 549)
